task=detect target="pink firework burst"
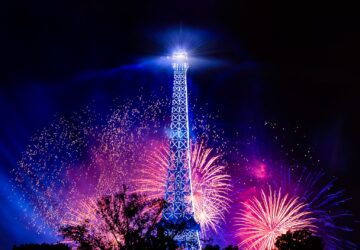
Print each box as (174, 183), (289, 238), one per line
(134, 140), (231, 233)
(235, 187), (316, 250)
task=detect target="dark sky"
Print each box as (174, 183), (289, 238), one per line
(0, 1), (359, 248)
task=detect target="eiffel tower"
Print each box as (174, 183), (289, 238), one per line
(161, 51), (201, 249)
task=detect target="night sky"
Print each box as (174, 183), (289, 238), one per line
(0, 1), (359, 249)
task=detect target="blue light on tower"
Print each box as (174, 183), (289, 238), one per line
(162, 51), (201, 249)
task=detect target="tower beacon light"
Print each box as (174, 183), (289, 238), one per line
(172, 51), (188, 63)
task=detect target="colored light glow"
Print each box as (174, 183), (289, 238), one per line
(252, 162), (268, 179)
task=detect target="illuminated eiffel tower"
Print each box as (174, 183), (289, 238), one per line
(161, 51), (201, 249)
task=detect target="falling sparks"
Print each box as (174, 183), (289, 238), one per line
(12, 95), (229, 238)
(11, 98), (169, 232)
(10, 90), (354, 248)
(235, 187), (315, 250)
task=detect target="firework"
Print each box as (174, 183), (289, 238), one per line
(280, 169), (355, 249)
(12, 94), (227, 238)
(12, 98), (167, 232)
(60, 189), (165, 248)
(231, 122), (356, 249)
(134, 140), (231, 233)
(235, 186), (315, 250)
(61, 196), (119, 245)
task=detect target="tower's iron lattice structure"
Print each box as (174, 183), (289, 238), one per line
(162, 52), (201, 249)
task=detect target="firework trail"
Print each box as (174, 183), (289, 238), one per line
(235, 186), (315, 250)
(134, 140), (231, 233)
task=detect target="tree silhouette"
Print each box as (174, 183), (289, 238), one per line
(13, 243), (70, 250)
(203, 245), (220, 250)
(275, 229), (324, 250)
(59, 186), (179, 250)
(223, 246), (239, 250)
(202, 245), (239, 250)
